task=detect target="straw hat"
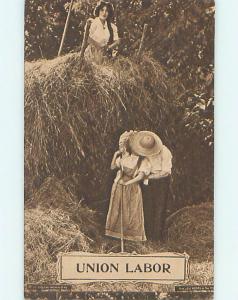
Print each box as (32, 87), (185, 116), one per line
(129, 131), (163, 157)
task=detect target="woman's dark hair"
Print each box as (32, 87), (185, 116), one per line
(93, 1), (114, 45)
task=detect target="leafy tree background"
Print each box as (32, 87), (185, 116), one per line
(25, 0), (214, 209)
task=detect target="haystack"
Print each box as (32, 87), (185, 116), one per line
(26, 176), (101, 239)
(25, 53), (175, 206)
(166, 202), (213, 260)
(24, 207), (95, 283)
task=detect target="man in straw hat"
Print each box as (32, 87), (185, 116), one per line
(129, 131), (172, 241)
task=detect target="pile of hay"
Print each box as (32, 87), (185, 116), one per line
(24, 207), (96, 283)
(25, 53), (175, 205)
(166, 202), (213, 260)
(26, 176), (101, 239)
(24, 177), (103, 283)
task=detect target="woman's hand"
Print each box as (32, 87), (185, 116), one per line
(111, 150), (121, 170)
(101, 45), (110, 56)
(122, 172), (145, 186)
(114, 150), (122, 157)
(118, 179), (126, 185)
(118, 179), (130, 186)
(86, 18), (93, 26)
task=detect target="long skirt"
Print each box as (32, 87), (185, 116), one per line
(84, 44), (105, 65)
(141, 176), (170, 241)
(105, 178), (147, 241)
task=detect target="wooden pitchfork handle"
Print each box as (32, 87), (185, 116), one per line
(137, 23), (148, 59)
(120, 185), (124, 253)
(58, 0), (74, 57)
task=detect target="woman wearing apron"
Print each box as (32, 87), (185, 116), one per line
(84, 1), (120, 64)
(105, 132), (147, 242)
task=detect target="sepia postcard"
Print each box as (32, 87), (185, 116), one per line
(24, 1), (214, 299)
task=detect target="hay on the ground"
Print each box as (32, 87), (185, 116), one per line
(166, 202), (213, 260)
(26, 176), (101, 239)
(24, 207), (96, 283)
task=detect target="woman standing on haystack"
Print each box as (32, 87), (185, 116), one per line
(105, 131), (147, 242)
(84, 1), (120, 64)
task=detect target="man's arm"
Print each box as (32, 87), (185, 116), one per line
(147, 146), (172, 180)
(148, 171), (170, 180)
(120, 172), (145, 186)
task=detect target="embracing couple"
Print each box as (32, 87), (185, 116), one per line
(105, 131), (172, 242)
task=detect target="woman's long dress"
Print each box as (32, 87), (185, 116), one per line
(105, 155), (146, 241)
